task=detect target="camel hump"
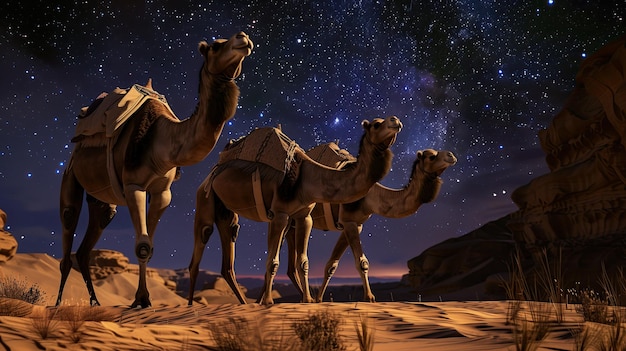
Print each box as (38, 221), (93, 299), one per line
(218, 127), (302, 174)
(306, 142), (356, 169)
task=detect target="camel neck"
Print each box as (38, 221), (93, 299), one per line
(368, 168), (442, 218)
(168, 71), (240, 167)
(303, 136), (393, 204)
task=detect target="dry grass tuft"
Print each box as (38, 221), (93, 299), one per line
(0, 297), (34, 317)
(207, 310), (354, 351)
(56, 304), (120, 343)
(30, 307), (58, 340)
(208, 315), (300, 351)
(354, 314), (375, 351)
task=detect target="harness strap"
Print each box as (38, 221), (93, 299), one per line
(106, 137), (126, 205)
(322, 202), (342, 231)
(252, 168), (270, 222)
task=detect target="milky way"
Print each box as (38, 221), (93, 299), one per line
(1, 1), (624, 282)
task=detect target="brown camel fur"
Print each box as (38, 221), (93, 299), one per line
(286, 148), (457, 302)
(57, 32), (253, 308)
(188, 116), (403, 305)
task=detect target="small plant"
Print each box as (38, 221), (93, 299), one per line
(292, 310), (346, 351)
(0, 275), (47, 305)
(30, 307), (58, 340)
(596, 315), (626, 350)
(535, 248), (564, 323)
(571, 324), (601, 351)
(208, 315), (299, 351)
(56, 304), (119, 343)
(58, 306), (86, 343)
(501, 250), (526, 325)
(576, 289), (610, 324)
(512, 318), (549, 351)
(354, 314), (375, 351)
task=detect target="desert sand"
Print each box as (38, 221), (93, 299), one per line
(0, 253), (585, 350)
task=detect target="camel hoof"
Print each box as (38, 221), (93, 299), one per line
(260, 298), (274, 305)
(130, 298), (151, 309)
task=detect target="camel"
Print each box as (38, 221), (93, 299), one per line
(285, 148), (457, 302)
(56, 32), (253, 308)
(188, 116), (403, 305)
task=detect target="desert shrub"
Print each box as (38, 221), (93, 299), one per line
(208, 316), (299, 351)
(208, 311), (351, 351)
(0, 275), (47, 305)
(576, 289), (611, 324)
(292, 311), (346, 351)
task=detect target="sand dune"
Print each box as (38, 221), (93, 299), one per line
(0, 254), (589, 350)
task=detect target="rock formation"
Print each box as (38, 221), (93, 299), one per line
(71, 249), (129, 280)
(404, 216), (516, 299)
(406, 35), (626, 298)
(0, 209), (17, 262)
(509, 34), (626, 254)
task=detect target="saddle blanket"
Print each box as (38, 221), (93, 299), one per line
(218, 127), (301, 174)
(73, 83), (177, 140)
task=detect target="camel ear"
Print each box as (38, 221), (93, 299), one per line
(198, 41), (210, 56)
(362, 120), (371, 130)
(416, 150), (424, 160)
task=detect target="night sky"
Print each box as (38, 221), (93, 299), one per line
(1, 1), (624, 283)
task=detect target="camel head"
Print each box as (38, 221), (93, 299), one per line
(416, 149), (457, 177)
(199, 31), (254, 80)
(361, 116), (403, 148)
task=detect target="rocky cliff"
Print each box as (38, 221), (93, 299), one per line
(509, 35), (626, 252)
(406, 35), (626, 298)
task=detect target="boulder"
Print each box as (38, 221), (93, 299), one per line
(0, 209), (17, 262)
(0, 208), (6, 229)
(71, 249), (129, 280)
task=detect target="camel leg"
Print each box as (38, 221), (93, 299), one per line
(124, 184), (153, 308)
(129, 185), (172, 308)
(188, 185), (215, 305)
(75, 195), (116, 306)
(343, 222), (375, 302)
(255, 229), (288, 304)
(316, 231), (350, 303)
(57, 168), (85, 306)
(285, 222), (304, 295)
(217, 211), (246, 304)
(292, 214), (314, 303)
(260, 212), (289, 305)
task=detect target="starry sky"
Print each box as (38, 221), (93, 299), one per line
(1, 1), (624, 284)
